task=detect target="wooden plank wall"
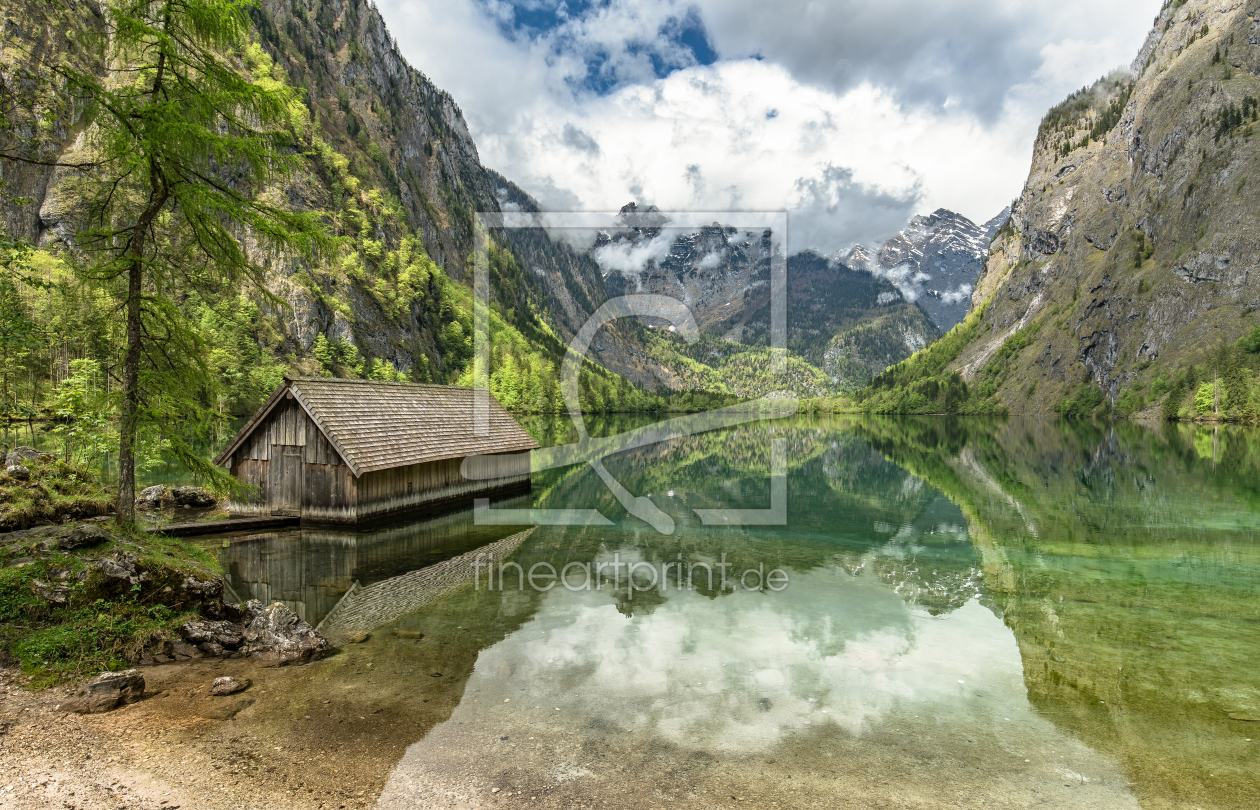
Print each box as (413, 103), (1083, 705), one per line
(305, 416), (344, 465)
(228, 458), (270, 516)
(235, 399), (327, 461)
(355, 453), (530, 521)
(229, 398), (351, 517)
(302, 463), (356, 523)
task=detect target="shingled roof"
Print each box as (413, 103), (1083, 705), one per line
(213, 378), (538, 476)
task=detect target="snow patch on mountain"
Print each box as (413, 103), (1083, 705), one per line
(840, 207), (1007, 331)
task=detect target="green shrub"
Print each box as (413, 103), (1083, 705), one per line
(1194, 381), (1217, 414)
(1115, 387), (1146, 416)
(1239, 324), (1260, 354)
(1054, 384), (1107, 418)
(0, 516), (216, 684)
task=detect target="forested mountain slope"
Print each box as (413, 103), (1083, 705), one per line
(0, 0), (710, 414)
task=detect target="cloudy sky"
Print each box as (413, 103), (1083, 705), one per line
(376, 0), (1161, 253)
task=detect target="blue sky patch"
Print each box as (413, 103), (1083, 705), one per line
(668, 9), (717, 66)
(496, 0), (596, 38)
(478, 0), (718, 94)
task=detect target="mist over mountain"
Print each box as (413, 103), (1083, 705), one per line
(567, 201), (942, 395)
(0, 0), (952, 408)
(7, 0), (1220, 416)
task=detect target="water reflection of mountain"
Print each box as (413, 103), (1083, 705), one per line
(218, 414), (1259, 807)
(856, 416), (1260, 810)
(219, 415), (990, 630)
(373, 417), (1143, 809)
(528, 416), (983, 615)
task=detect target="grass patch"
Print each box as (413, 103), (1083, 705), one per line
(1, 466), (222, 684)
(1054, 383), (1110, 418)
(5, 601), (193, 687)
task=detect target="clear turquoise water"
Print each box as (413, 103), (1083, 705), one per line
(211, 415), (1260, 809)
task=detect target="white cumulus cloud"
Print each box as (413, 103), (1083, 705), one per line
(377, 0), (1161, 252)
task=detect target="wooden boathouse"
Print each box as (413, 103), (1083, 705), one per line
(213, 378), (537, 524)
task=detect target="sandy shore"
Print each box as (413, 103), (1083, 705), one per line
(0, 629), (472, 810)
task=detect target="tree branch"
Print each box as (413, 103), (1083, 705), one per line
(0, 152), (101, 169)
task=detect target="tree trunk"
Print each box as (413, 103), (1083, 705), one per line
(115, 23), (172, 525)
(116, 256), (142, 524)
(115, 153), (169, 523)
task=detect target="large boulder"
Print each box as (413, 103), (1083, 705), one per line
(244, 602), (331, 665)
(135, 485), (168, 509)
(181, 575), (223, 604)
(59, 669), (145, 714)
(224, 599), (266, 624)
(135, 483), (167, 511)
(171, 486), (217, 508)
(179, 619), (245, 649)
(58, 524), (112, 550)
(96, 552), (146, 588)
(4, 447), (43, 467)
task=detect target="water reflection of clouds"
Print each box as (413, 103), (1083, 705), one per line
(470, 559), (1028, 753)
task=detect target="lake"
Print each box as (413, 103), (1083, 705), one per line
(202, 414), (1260, 809)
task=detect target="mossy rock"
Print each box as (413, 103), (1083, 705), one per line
(0, 458), (114, 531)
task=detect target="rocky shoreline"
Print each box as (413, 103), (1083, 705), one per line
(0, 610), (481, 810)
(0, 516), (488, 810)
(0, 468), (492, 810)
(139, 600), (332, 669)
(1, 512), (339, 677)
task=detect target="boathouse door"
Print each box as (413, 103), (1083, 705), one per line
(269, 444), (304, 516)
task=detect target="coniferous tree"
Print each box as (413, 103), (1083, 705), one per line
(41, 0), (331, 521)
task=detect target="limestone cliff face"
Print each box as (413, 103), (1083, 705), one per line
(958, 0), (1260, 410)
(1, 0), (489, 271)
(0, 0), (911, 396)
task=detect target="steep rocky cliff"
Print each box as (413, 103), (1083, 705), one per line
(0, 0), (659, 393)
(954, 0), (1260, 414)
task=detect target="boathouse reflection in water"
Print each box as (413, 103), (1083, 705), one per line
(208, 495), (531, 629)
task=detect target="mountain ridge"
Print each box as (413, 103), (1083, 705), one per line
(843, 207), (1006, 333)
(857, 0), (1260, 420)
